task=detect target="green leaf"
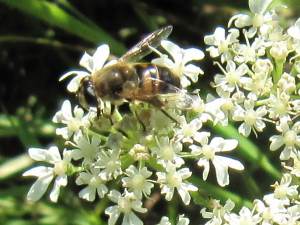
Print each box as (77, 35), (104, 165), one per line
(0, 35), (87, 52)
(0, 0), (126, 55)
(0, 114), (55, 138)
(0, 154), (33, 180)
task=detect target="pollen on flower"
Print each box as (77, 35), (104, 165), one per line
(67, 119), (81, 132)
(283, 130), (297, 147)
(53, 161), (67, 176)
(161, 145), (174, 161)
(166, 171), (182, 188)
(131, 174), (146, 189)
(89, 176), (102, 188)
(226, 71), (240, 84)
(244, 110), (257, 126)
(252, 14), (264, 28)
(202, 145), (215, 160)
(118, 197), (132, 214)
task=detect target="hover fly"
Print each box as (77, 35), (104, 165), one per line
(77, 25), (194, 119)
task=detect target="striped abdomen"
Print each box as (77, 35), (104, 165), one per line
(134, 63), (181, 96)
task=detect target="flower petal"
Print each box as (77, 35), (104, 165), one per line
(249, 0), (272, 14)
(212, 157), (229, 186)
(182, 48), (204, 64)
(152, 56), (175, 68)
(79, 52), (93, 72)
(177, 186), (191, 205)
(26, 173), (54, 202)
(79, 186), (96, 201)
(161, 40), (182, 62)
(23, 166), (52, 177)
(105, 206), (120, 225)
(67, 72), (89, 93)
(217, 156), (244, 170)
(93, 44), (110, 71)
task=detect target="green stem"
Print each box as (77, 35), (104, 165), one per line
(167, 196), (178, 224)
(0, 35), (87, 52)
(190, 175), (252, 209)
(241, 171), (262, 199)
(255, 98), (270, 107)
(0, 0), (126, 55)
(273, 59), (284, 85)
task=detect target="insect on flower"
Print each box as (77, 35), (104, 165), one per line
(76, 26), (195, 120)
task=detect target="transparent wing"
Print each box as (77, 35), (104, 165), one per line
(119, 77), (195, 109)
(155, 90), (196, 110)
(119, 25), (173, 63)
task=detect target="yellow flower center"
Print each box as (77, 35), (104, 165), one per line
(202, 145), (215, 160)
(283, 130), (297, 147)
(244, 110), (257, 126)
(53, 161), (67, 176)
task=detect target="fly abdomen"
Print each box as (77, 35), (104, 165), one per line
(134, 63), (181, 95)
(156, 66), (180, 93)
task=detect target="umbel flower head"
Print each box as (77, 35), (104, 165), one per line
(21, 18), (261, 225)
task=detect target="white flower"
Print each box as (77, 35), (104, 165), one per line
(190, 137), (244, 187)
(288, 18), (300, 41)
(122, 165), (154, 199)
(157, 217), (171, 225)
(284, 205), (300, 225)
(270, 41), (289, 61)
(201, 199), (235, 225)
(52, 100), (90, 139)
(189, 92), (209, 117)
(270, 119), (300, 160)
(59, 44), (110, 93)
(205, 93), (232, 126)
(23, 146), (71, 202)
(272, 174), (298, 201)
(157, 215), (190, 225)
(71, 132), (102, 164)
(243, 59), (273, 96)
(229, 0), (274, 37)
(175, 117), (204, 143)
(232, 97), (267, 137)
(152, 40), (204, 87)
(267, 91), (292, 120)
(277, 72), (296, 95)
(204, 27), (239, 63)
(283, 151), (300, 177)
(151, 136), (184, 167)
(224, 207), (261, 225)
(75, 168), (108, 201)
(156, 163), (198, 205)
(233, 37), (266, 64)
(105, 190), (147, 225)
(254, 199), (288, 225)
(213, 61), (249, 93)
(176, 215), (190, 225)
(95, 149), (122, 180)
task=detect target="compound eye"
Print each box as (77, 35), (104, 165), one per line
(78, 78), (98, 109)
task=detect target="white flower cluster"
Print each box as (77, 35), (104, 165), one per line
(201, 173), (300, 225)
(22, 0), (300, 224)
(22, 21), (245, 225)
(201, 0), (300, 224)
